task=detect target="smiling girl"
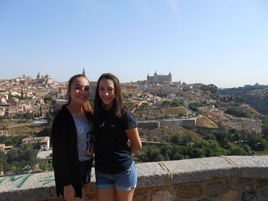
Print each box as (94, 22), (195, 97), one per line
(52, 74), (94, 201)
(93, 73), (142, 201)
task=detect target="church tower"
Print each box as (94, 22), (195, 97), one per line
(168, 71), (172, 82)
(82, 68), (86, 76)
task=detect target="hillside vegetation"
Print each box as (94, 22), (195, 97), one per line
(219, 84), (268, 114)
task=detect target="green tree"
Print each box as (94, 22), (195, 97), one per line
(39, 158), (53, 171)
(38, 124), (52, 137)
(214, 130), (230, 147)
(246, 134), (262, 151)
(201, 84), (218, 93)
(170, 133), (183, 145)
(262, 118), (268, 140)
(7, 148), (20, 163)
(1, 135), (28, 147)
(233, 96), (245, 103)
(168, 145), (185, 160)
(260, 139), (268, 150)
(162, 99), (185, 107)
(0, 151), (7, 171)
(46, 112), (54, 124)
(188, 102), (203, 112)
(44, 96), (53, 104)
(182, 134), (194, 145)
(241, 145), (252, 155)
(203, 133), (217, 141)
(225, 108), (251, 118)
(20, 144), (38, 168)
(6, 144), (38, 173)
(227, 147), (248, 155)
(0, 164), (4, 172)
(160, 145), (174, 159)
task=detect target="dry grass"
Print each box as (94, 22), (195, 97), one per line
(134, 107), (190, 120)
(0, 121), (47, 136)
(139, 124), (201, 139)
(196, 116), (218, 128)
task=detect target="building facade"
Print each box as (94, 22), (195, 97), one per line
(22, 137), (50, 151)
(147, 71), (172, 82)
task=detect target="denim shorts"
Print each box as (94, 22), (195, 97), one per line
(79, 158), (93, 185)
(96, 162), (137, 191)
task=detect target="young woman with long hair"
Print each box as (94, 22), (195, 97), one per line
(52, 74), (94, 201)
(93, 73), (142, 201)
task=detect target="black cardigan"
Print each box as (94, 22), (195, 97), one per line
(51, 106), (82, 198)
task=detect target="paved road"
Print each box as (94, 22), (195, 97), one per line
(37, 150), (52, 159)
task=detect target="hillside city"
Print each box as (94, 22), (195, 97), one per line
(0, 70), (268, 176)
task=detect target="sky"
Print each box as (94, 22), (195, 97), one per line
(1, 0), (268, 88)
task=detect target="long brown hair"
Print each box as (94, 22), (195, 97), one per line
(94, 73), (123, 119)
(66, 74), (93, 118)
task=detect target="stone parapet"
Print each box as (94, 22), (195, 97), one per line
(0, 155), (267, 201)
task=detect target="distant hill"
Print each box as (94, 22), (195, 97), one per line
(219, 84), (268, 115)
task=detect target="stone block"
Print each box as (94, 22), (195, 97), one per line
(205, 183), (224, 199)
(136, 162), (169, 188)
(175, 183), (203, 199)
(134, 188), (149, 201)
(218, 190), (239, 201)
(256, 179), (268, 187)
(152, 190), (172, 201)
(226, 155), (268, 179)
(162, 157), (237, 184)
(133, 194), (147, 201)
(241, 185), (257, 201)
(260, 186), (268, 201)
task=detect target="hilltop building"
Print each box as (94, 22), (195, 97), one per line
(147, 71), (172, 83)
(34, 73), (53, 86)
(122, 84), (138, 97)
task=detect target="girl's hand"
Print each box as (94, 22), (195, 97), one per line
(87, 144), (94, 156)
(126, 128), (142, 154)
(64, 185), (76, 201)
(87, 151), (94, 156)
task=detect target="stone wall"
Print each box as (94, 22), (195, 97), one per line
(0, 155), (267, 201)
(137, 118), (196, 129)
(137, 121), (160, 129)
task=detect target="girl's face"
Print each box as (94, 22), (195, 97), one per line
(69, 76), (90, 105)
(98, 78), (116, 110)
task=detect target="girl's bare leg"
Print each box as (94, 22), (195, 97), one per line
(116, 189), (135, 201)
(96, 187), (116, 201)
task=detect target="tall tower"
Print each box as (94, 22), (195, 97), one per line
(168, 71), (172, 82)
(82, 68), (86, 76)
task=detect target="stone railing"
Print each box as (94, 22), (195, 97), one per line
(0, 155), (267, 201)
